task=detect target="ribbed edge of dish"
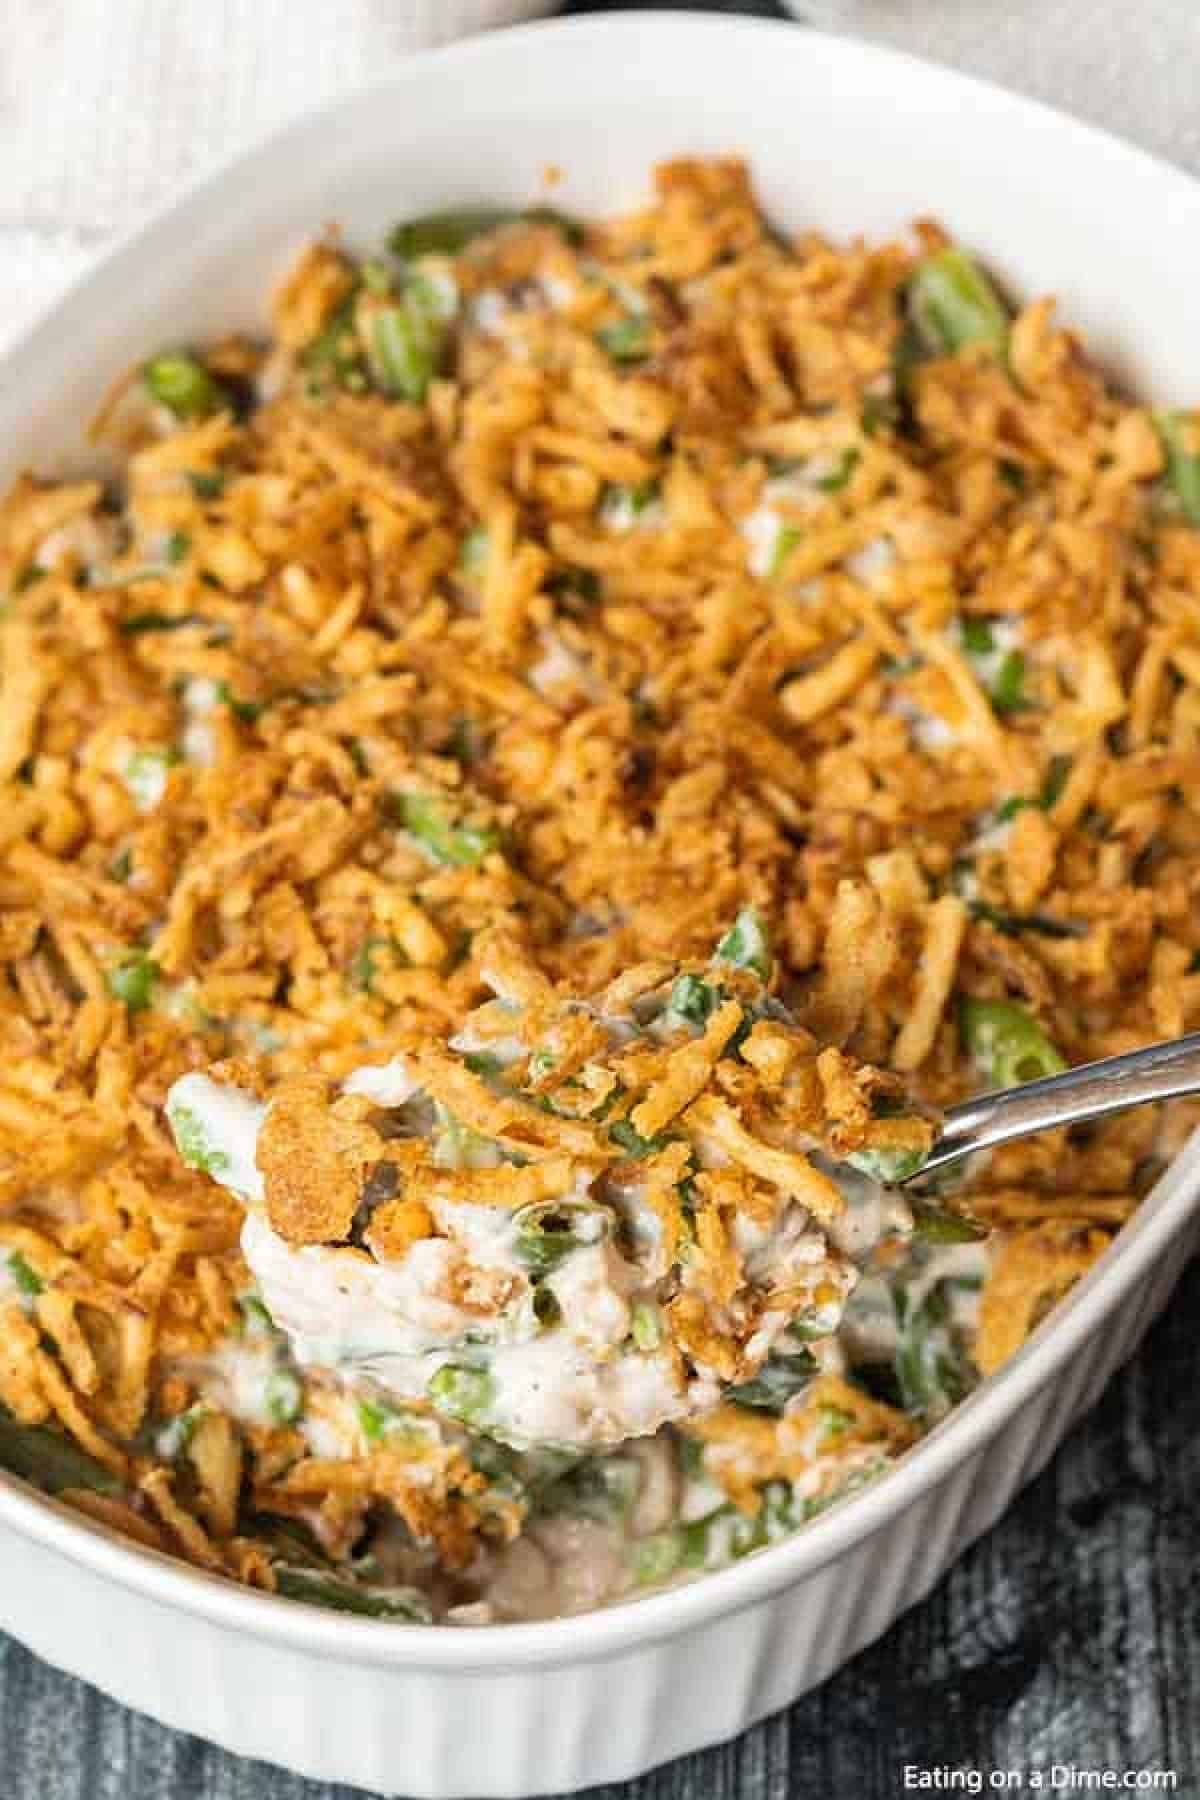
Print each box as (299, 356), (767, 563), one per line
(0, 3), (1199, 1692)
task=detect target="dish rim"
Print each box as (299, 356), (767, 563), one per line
(2, 3), (1198, 1675)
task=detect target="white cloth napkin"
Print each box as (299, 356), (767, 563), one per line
(0, 0), (556, 348)
(783, 1), (1200, 181)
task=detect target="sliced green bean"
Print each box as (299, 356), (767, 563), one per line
(846, 1145), (929, 1185)
(960, 617), (995, 656)
(119, 611), (202, 637)
(893, 1283), (977, 1417)
(168, 1102), (231, 1178)
(768, 522), (803, 580)
(990, 649), (1027, 714)
(814, 448), (860, 493)
(961, 996), (1066, 1089)
(265, 1368), (303, 1426)
(427, 1364), (495, 1425)
(664, 973), (719, 1027)
(8, 1251), (44, 1301)
(388, 206), (582, 260)
(714, 906), (772, 981)
(303, 296), (365, 392)
(237, 1293), (276, 1336)
(12, 563), (46, 595)
(144, 352), (224, 420)
(540, 1453), (641, 1524)
(726, 1345), (817, 1415)
(607, 1117), (671, 1158)
(0, 1403), (120, 1495)
(1154, 411), (1200, 526)
(274, 1566), (432, 1622)
(512, 1199), (607, 1275)
(630, 1300), (662, 1351)
(596, 315), (651, 363)
(910, 1200), (988, 1245)
(459, 525), (490, 578)
(370, 304), (439, 404)
(106, 949), (160, 1013)
(908, 248), (1009, 359)
(395, 792), (499, 867)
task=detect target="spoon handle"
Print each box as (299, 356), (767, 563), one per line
(917, 1029), (1200, 1179)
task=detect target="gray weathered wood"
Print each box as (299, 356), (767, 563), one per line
(4, 2), (1199, 1792)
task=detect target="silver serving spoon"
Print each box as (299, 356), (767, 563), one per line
(907, 1030), (1200, 1183)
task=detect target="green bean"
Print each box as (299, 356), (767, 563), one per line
(818, 1403), (854, 1443)
(966, 898), (1083, 942)
(961, 996), (1066, 1088)
(960, 617), (995, 656)
(540, 1453), (641, 1524)
(726, 1345), (817, 1415)
(388, 205), (582, 260)
(908, 248), (1009, 358)
(357, 1392), (440, 1449)
(212, 680), (266, 725)
(265, 1369), (303, 1426)
(1154, 410), (1200, 526)
(106, 949), (160, 1013)
(630, 1300), (662, 1351)
(144, 352), (224, 420)
(395, 792), (500, 867)
(431, 1104), (496, 1171)
(463, 1051), (503, 1078)
(910, 1200), (988, 1245)
(714, 906), (772, 981)
(846, 1145), (929, 1185)
(12, 562), (46, 594)
(602, 478), (660, 522)
(814, 447), (860, 493)
(664, 973), (719, 1028)
(427, 1364), (495, 1425)
(119, 611), (202, 637)
(459, 525), (490, 578)
(167, 1103), (231, 1177)
(768, 522), (803, 579)
(274, 1565), (433, 1622)
(512, 1199), (606, 1275)
(237, 1293), (276, 1336)
(8, 1251), (44, 1301)
(990, 649), (1027, 714)
(860, 389), (899, 438)
(894, 1283), (977, 1417)
(596, 315), (651, 363)
(165, 531), (190, 565)
(156, 1402), (207, 1460)
(0, 1403), (120, 1495)
(303, 296), (365, 392)
(370, 304), (439, 403)
(188, 470), (225, 501)
(531, 1284), (561, 1329)
(631, 1528), (684, 1585)
(607, 1118), (671, 1158)
(348, 934), (407, 994)
(124, 745), (181, 807)
(362, 259), (392, 295)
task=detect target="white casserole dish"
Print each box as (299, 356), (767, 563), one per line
(2, 13), (1199, 1793)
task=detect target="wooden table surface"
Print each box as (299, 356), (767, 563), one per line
(4, 2), (1198, 1793)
